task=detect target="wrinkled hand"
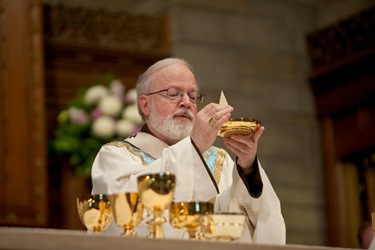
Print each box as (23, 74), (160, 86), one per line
(190, 103), (233, 153)
(223, 126), (265, 174)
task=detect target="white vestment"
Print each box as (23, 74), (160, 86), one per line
(370, 238), (375, 250)
(91, 132), (286, 244)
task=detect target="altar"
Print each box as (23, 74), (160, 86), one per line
(0, 227), (359, 250)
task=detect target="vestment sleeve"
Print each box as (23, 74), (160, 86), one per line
(215, 155), (286, 244)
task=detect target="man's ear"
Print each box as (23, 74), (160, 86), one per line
(139, 95), (150, 116)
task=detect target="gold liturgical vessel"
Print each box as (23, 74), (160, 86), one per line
(108, 192), (144, 236)
(218, 118), (260, 138)
(137, 172), (176, 239)
(201, 212), (246, 241)
(217, 91), (261, 138)
(170, 201), (214, 239)
(76, 194), (112, 232)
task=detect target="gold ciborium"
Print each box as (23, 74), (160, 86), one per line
(76, 194), (112, 232)
(170, 201), (214, 239)
(137, 172), (176, 239)
(108, 192), (144, 236)
(218, 118), (260, 138)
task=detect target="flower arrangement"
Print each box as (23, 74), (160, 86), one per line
(50, 78), (143, 176)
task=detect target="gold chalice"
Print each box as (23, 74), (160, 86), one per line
(218, 118), (260, 138)
(76, 194), (112, 232)
(108, 192), (144, 236)
(170, 201), (214, 239)
(137, 172), (176, 239)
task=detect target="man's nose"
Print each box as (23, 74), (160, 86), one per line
(179, 92), (192, 106)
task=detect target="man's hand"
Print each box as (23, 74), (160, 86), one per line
(223, 126), (265, 174)
(190, 103), (233, 152)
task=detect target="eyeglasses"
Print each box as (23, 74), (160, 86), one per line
(146, 87), (205, 103)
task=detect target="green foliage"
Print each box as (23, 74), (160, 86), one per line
(49, 77), (142, 176)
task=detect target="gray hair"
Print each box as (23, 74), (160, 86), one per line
(136, 57), (194, 120)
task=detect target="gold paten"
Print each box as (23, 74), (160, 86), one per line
(218, 118), (260, 138)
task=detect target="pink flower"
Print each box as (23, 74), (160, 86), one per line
(109, 79), (125, 100)
(91, 108), (103, 120)
(68, 107), (90, 125)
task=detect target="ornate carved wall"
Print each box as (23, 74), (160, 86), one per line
(306, 5), (375, 248)
(43, 3), (168, 52)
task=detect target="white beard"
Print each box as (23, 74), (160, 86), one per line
(149, 104), (194, 141)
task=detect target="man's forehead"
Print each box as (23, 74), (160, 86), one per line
(155, 63), (189, 78)
(152, 67), (197, 88)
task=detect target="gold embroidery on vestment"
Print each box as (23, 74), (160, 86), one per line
(213, 148), (226, 185)
(107, 141), (148, 166)
(107, 141), (126, 147)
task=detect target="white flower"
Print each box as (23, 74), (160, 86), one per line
(116, 119), (135, 137)
(92, 116), (116, 139)
(84, 85), (108, 105)
(98, 95), (122, 117)
(125, 88), (137, 103)
(122, 104), (143, 124)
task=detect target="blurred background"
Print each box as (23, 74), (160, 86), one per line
(1, 0), (374, 248)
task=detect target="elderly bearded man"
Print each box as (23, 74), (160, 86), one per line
(91, 58), (286, 244)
